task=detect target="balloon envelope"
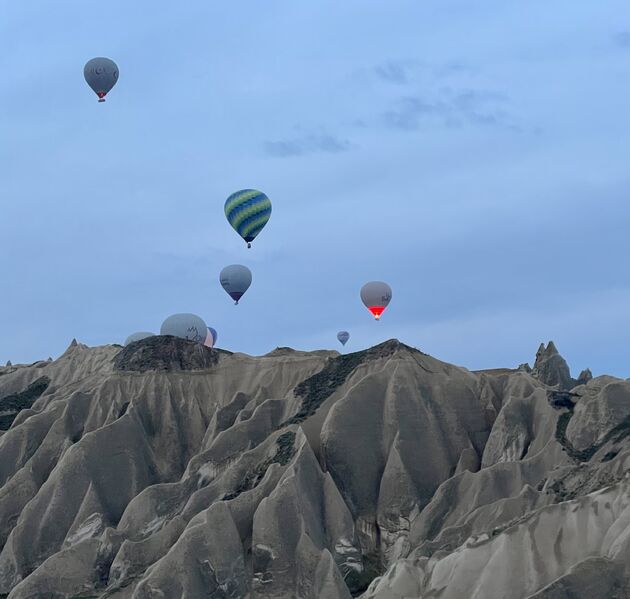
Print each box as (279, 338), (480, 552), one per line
(84, 57), (119, 102)
(224, 190), (272, 247)
(124, 332), (155, 346)
(208, 327), (218, 345)
(160, 313), (207, 343)
(203, 328), (214, 348)
(220, 265), (252, 304)
(337, 331), (350, 346)
(360, 282), (392, 320)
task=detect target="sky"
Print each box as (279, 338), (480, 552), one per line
(1, 1), (630, 376)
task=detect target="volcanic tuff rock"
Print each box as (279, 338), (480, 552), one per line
(577, 367), (593, 386)
(113, 335), (227, 372)
(0, 337), (628, 598)
(532, 341), (575, 390)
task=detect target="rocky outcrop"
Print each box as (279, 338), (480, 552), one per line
(251, 431), (363, 597)
(566, 377), (630, 451)
(113, 335), (225, 372)
(527, 557), (628, 599)
(361, 345), (630, 599)
(133, 501), (248, 598)
(576, 368), (593, 386)
(364, 477), (630, 599)
(0, 339), (628, 598)
(532, 341), (574, 390)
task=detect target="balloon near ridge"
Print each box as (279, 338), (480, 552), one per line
(160, 313), (207, 343)
(360, 282), (392, 320)
(337, 331), (350, 346)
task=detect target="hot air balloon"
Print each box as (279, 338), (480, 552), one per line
(337, 331), (350, 346)
(220, 265), (252, 305)
(160, 313), (207, 343)
(203, 328), (214, 348)
(84, 57), (119, 102)
(124, 332), (155, 346)
(224, 189), (272, 248)
(360, 282), (392, 320)
(208, 327), (218, 345)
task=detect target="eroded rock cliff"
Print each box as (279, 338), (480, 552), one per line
(0, 337), (627, 598)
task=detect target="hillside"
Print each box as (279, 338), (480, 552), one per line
(0, 338), (628, 598)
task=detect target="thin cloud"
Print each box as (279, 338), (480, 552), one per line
(373, 59), (474, 85)
(433, 61), (476, 77)
(384, 97), (451, 129)
(383, 87), (517, 131)
(264, 132), (351, 157)
(371, 60), (515, 131)
(374, 60), (413, 84)
(614, 31), (630, 47)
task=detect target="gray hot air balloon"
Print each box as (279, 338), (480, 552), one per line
(220, 265), (252, 305)
(360, 281), (392, 320)
(84, 57), (119, 102)
(124, 332), (155, 346)
(160, 313), (207, 343)
(337, 331), (350, 346)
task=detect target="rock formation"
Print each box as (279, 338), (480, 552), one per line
(577, 367), (594, 386)
(0, 337), (627, 598)
(532, 341), (575, 389)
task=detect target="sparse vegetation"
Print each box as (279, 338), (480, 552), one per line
(548, 390), (579, 410)
(112, 335), (230, 372)
(223, 431), (296, 500)
(348, 551), (383, 597)
(282, 339), (411, 426)
(548, 391), (630, 501)
(0, 376), (50, 430)
(554, 399), (630, 463)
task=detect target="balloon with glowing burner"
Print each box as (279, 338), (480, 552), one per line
(360, 281), (392, 320)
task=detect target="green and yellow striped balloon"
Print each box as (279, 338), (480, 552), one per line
(224, 189), (272, 248)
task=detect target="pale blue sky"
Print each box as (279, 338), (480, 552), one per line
(2, 1), (630, 376)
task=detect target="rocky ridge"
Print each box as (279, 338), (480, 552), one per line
(0, 337), (627, 598)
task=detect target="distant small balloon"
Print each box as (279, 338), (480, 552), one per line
(220, 265), (252, 305)
(208, 327), (218, 345)
(337, 331), (350, 346)
(360, 281), (392, 320)
(84, 57), (119, 102)
(160, 313), (207, 343)
(124, 332), (155, 346)
(224, 190), (272, 248)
